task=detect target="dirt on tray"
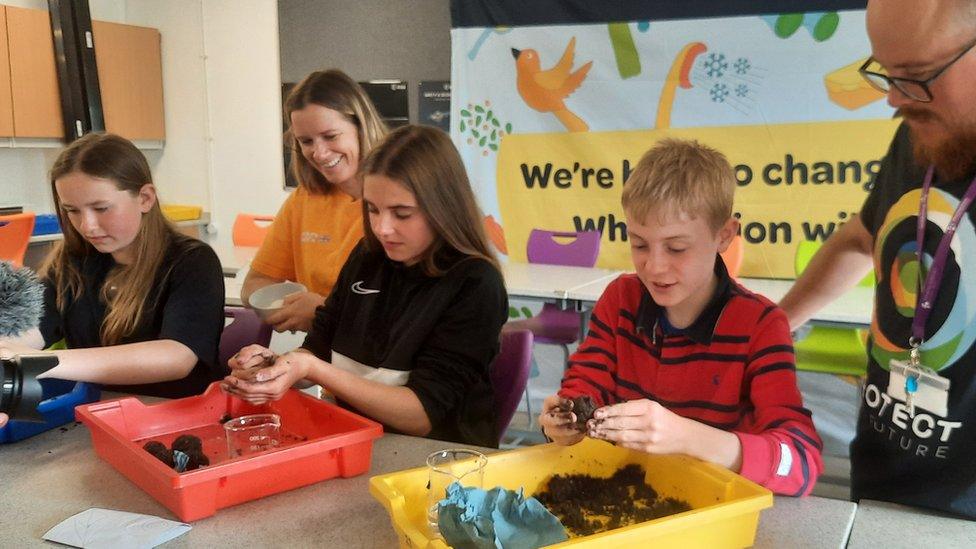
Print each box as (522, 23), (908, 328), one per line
(533, 463), (692, 537)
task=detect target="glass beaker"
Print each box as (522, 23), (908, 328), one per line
(224, 413), (281, 458)
(426, 448), (488, 534)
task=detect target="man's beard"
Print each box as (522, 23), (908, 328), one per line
(899, 107), (976, 181)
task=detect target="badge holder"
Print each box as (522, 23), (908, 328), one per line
(887, 345), (950, 418)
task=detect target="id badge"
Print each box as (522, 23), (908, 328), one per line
(888, 359), (950, 417)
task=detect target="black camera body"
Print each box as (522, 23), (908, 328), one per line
(1, 354), (59, 423)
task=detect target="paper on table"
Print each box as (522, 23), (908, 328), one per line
(43, 508), (191, 549)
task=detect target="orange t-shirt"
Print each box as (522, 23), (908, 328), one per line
(249, 186), (364, 296)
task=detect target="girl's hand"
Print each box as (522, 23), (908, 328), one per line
(227, 344), (276, 381)
(264, 291), (325, 333)
(221, 350), (312, 405)
(539, 395), (586, 446)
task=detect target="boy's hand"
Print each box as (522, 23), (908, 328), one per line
(588, 399), (691, 455)
(539, 395), (585, 446)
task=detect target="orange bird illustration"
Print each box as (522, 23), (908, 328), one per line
(512, 37), (593, 132)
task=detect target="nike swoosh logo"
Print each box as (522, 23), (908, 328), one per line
(351, 281), (380, 295)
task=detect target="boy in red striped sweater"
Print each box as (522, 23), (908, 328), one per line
(540, 139), (822, 496)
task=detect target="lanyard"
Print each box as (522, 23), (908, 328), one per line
(912, 166), (976, 348)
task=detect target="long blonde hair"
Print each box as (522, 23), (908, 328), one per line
(284, 69), (387, 194)
(43, 133), (186, 345)
(360, 125), (500, 276)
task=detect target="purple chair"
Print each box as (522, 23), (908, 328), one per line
(526, 229), (602, 343)
(490, 329), (534, 445)
(219, 307), (274, 367)
(510, 229), (601, 425)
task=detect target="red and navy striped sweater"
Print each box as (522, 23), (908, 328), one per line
(560, 264), (823, 496)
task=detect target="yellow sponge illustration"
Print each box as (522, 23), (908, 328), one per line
(825, 58), (886, 110)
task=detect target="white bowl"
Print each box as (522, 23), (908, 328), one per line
(249, 281), (307, 321)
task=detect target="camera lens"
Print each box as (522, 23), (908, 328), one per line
(1, 355), (58, 423)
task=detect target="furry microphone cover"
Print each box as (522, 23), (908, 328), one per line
(0, 261), (44, 338)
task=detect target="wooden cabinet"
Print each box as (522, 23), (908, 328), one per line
(5, 5), (63, 138)
(0, 5), (165, 142)
(0, 8), (14, 137)
(92, 20), (165, 140)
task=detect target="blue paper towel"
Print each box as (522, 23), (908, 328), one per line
(438, 482), (568, 549)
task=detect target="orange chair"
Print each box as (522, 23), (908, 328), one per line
(0, 212), (36, 268)
(232, 213), (275, 247)
(720, 234), (744, 277)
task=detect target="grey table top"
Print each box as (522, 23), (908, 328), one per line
(1, 409), (860, 548)
(755, 496), (857, 548)
(847, 499), (976, 549)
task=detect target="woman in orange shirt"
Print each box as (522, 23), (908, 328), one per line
(242, 69), (387, 332)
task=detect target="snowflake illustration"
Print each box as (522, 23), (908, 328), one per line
(734, 57), (751, 75)
(710, 83), (729, 102)
(702, 53), (728, 78)
(735, 84), (749, 97)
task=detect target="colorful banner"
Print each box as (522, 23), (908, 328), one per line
(451, 2), (896, 278)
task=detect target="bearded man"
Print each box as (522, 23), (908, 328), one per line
(780, 0), (976, 519)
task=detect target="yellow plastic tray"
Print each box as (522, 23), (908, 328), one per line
(370, 438), (773, 548)
(161, 204), (202, 222)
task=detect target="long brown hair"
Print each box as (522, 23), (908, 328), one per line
(360, 125), (500, 276)
(284, 69), (387, 194)
(43, 133), (184, 345)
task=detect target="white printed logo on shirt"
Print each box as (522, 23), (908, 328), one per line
(351, 281), (380, 295)
(301, 231), (331, 244)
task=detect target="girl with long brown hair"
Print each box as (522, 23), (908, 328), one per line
(0, 133), (225, 398)
(242, 69), (387, 333)
(223, 125), (507, 447)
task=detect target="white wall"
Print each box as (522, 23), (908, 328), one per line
(200, 0), (286, 249)
(124, 0), (212, 215)
(1, 0), (286, 251)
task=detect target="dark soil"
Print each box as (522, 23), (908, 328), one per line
(534, 463), (691, 537)
(171, 434), (203, 454)
(143, 441), (173, 466)
(143, 435), (208, 472)
(569, 396), (597, 430)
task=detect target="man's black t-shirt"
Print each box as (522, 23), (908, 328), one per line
(39, 236), (226, 398)
(854, 122), (976, 518)
(303, 241), (508, 448)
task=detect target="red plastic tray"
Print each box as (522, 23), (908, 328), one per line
(75, 383), (383, 521)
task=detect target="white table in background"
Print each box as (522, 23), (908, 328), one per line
(502, 261), (624, 303)
(847, 499), (976, 548)
(216, 243), (626, 310)
(565, 274), (873, 330)
(213, 244), (256, 277)
(739, 277), (873, 329)
(224, 277), (243, 307)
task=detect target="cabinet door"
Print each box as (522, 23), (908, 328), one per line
(6, 6), (63, 138)
(0, 7), (14, 137)
(92, 20), (165, 140)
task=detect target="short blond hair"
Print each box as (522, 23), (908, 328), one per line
(621, 138), (735, 232)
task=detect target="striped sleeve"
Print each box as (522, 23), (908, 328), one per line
(735, 306), (823, 496)
(558, 278), (625, 407)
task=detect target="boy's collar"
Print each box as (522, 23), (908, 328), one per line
(635, 255), (732, 345)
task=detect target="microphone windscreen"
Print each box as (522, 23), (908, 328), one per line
(0, 261), (44, 338)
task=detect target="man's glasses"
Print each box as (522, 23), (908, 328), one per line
(859, 35), (976, 102)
